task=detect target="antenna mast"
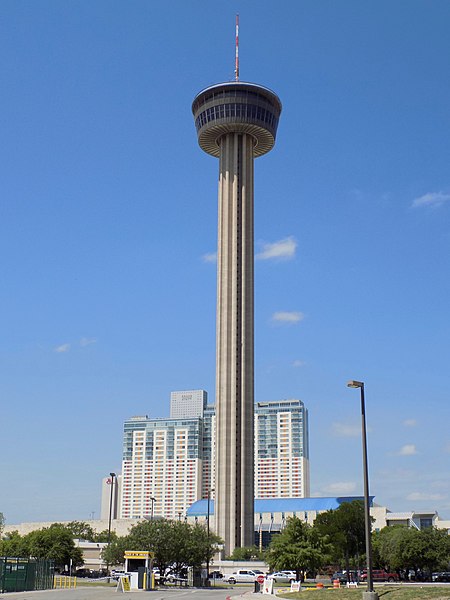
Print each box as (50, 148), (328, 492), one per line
(235, 14), (239, 81)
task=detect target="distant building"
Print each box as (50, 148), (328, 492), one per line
(255, 400), (310, 498)
(170, 390), (207, 419)
(5, 501), (449, 553)
(370, 506), (446, 532)
(201, 403), (216, 499)
(188, 496), (369, 549)
(187, 497), (450, 550)
(119, 415), (203, 520)
(100, 474), (122, 521)
(118, 395), (309, 520)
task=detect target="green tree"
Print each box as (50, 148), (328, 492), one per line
(373, 525), (450, 578)
(102, 535), (130, 567)
(102, 519), (221, 575)
(227, 546), (264, 561)
(0, 525), (83, 569)
(418, 527), (450, 577)
(267, 517), (332, 581)
(186, 522), (221, 570)
(0, 530), (29, 558)
(93, 529), (118, 543)
(372, 525), (409, 573)
(26, 525), (83, 569)
(62, 521), (96, 541)
(314, 500), (367, 576)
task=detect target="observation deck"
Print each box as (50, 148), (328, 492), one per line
(192, 81), (282, 158)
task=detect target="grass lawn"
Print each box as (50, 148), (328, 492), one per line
(278, 586), (450, 600)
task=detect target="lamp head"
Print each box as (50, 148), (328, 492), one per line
(110, 472), (116, 477)
(347, 380), (364, 389)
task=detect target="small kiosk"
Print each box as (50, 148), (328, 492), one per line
(121, 551), (154, 590)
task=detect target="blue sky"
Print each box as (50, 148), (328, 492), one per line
(1, 0), (449, 525)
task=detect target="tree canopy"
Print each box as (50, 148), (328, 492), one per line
(227, 546), (264, 561)
(102, 519), (222, 575)
(373, 525), (450, 577)
(267, 516), (332, 581)
(0, 525), (83, 569)
(314, 500), (367, 575)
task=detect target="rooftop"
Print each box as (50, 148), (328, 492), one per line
(187, 496), (372, 516)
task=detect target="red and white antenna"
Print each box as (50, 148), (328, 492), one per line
(234, 14), (240, 81)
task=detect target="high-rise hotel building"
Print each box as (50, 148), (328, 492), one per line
(255, 400), (309, 498)
(119, 392), (309, 520)
(120, 415), (203, 520)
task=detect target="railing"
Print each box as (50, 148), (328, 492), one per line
(54, 575), (77, 589)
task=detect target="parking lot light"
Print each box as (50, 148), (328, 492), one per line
(347, 381), (378, 600)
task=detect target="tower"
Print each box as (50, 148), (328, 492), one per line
(192, 57), (282, 553)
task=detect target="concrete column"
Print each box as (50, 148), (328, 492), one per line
(215, 133), (255, 555)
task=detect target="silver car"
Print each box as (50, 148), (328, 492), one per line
(268, 571), (297, 583)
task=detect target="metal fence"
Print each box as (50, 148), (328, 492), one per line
(0, 557), (55, 593)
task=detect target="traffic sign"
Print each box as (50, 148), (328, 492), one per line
(257, 575), (265, 584)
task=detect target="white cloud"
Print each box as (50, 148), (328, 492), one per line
(256, 236), (297, 261)
(292, 359), (306, 368)
(55, 343), (70, 353)
(80, 337), (97, 347)
(412, 191), (450, 208)
(332, 422), (361, 438)
(406, 492), (445, 502)
(272, 311), (304, 324)
(202, 252), (217, 263)
(403, 419), (417, 427)
(398, 444), (418, 456)
(323, 481), (357, 495)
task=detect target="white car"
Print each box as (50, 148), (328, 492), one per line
(227, 569), (260, 584)
(268, 571), (297, 583)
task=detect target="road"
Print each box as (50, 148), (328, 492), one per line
(0, 586), (256, 600)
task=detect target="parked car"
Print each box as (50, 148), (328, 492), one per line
(331, 572), (347, 584)
(226, 569), (260, 584)
(268, 571), (297, 583)
(208, 571), (223, 579)
(433, 572), (450, 582)
(360, 569), (398, 583)
(166, 570), (188, 583)
(331, 571), (359, 584)
(75, 568), (100, 578)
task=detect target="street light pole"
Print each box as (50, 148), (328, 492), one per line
(347, 381), (378, 600)
(107, 472), (116, 546)
(206, 488), (214, 584)
(150, 496), (155, 521)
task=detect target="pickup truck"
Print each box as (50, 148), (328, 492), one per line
(360, 570), (398, 582)
(226, 569), (263, 584)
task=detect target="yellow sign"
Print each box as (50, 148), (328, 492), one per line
(124, 551), (153, 559)
(116, 576), (131, 592)
(122, 576), (131, 591)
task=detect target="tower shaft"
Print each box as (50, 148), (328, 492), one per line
(192, 80), (281, 555)
(215, 133), (254, 554)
